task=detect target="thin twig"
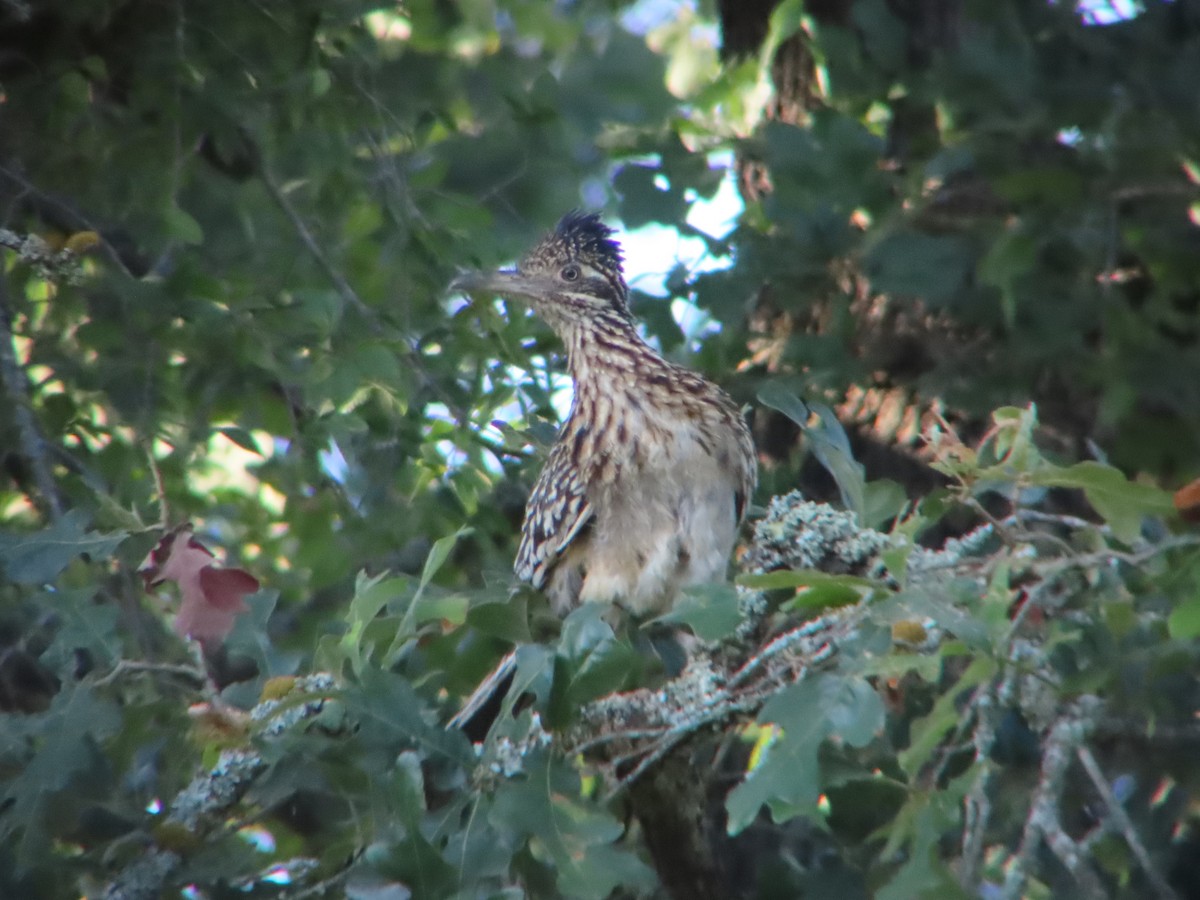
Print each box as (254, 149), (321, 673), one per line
(49, 443), (109, 496)
(1076, 746), (1177, 900)
(280, 863), (353, 899)
(569, 727), (677, 756)
(1002, 508), (1107, 535)
(611, 695), (762, 794)
(614, 731), (691, 790)
(1007, 535), (1200, 639)
(257, 158), (475, 427)
(91, 659), (207, 690)
(145, 445), (171, 529)
(1110, 183), (1200, 202)
(727, 611), (847, 690)
(258, 163), (380, 331)
(959, 687), (998, 888)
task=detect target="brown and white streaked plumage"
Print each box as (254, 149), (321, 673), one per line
(455, 211), (756, 618)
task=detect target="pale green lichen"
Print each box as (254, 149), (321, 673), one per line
(908, 522), (997, 573)
(0, 228), (86, 282)
(101, 850), (180, 900)
(582, 657), (729, 735)
(743, 492), (892, 576)
(486, 712), (552, 777)
(252, 672), (338, 737)
(169, 748), (265, 831)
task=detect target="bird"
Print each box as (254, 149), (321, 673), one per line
(450, 211), (756, 731)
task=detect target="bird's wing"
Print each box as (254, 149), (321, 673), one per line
(514, 440), (593, 589)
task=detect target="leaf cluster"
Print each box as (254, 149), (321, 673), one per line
(0, 0), (1198, 897)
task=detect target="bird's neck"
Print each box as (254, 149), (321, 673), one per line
(560, 311), (666, 401)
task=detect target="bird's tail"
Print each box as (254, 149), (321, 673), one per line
(447, 649), (518, 740)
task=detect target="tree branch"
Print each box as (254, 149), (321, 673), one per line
(1002, 698), (1107, 900)
(102, 674), (338, 900)
(0, 256), (63, 518)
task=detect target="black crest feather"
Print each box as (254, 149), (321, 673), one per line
(554, 210), (624, 271)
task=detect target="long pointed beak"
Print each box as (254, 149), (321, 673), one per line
(450, 268), (548, 302)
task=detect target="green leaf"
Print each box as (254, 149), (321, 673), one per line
(411, 593), (468, 628)
(899, 656), (996, 775)
(1104, 600), (1136, 638)
(490, 752), (656, 899)
(988, 405), (1039, 469)
(875, 785), (972, 900)
(419, 528), (469, 594)
(391, 527), (471, 651)
(865, 231), (974, 306)
(507, 644), (556, 718)
(657, 582), (744, 641)
(338, 572), (408, 676)
(878, 801), (969, 900)
(551, 605), (640, 720)
(859, 651), (942, 683)
(879, 542), (913, 583)
(41, 587), (122, 672)
(310, 67), (332, 98)
(467, 588), (533, 643)
(0, 510), (126, 585)
(351, 343), (406, 392)
(1032, 461), (1174, 543)
(978, 227), (1037, 327)
(0, 684), (121, 871)
(863, 479), (908, 528)
(757, 386), (866, 520)
(346, 667), (472, 766)
(1168, 593), (1200, 640)
(727, 696), (824, 833)
(727, 674), (884, 834)
(824, 677), (886, 747)
(761, 0), (806, 68)
(737, 569), (879, 611)
(222, 590), (298, 692)
(756, 380), (812, 431)
(316, 573), (411, 678)
(164, 204), (204, 245)
(877, 585), (998, 651)
(559, 636), (641, 716)
(557, 603), (617, 661)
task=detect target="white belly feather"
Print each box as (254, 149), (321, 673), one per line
(574, 416), (740, 615)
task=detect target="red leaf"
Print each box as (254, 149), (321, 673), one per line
(140, 524), (259, 649)
(198, 566), (260, 609)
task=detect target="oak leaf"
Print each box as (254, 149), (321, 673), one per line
(140, 524), (259, 649)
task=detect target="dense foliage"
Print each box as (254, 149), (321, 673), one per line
(1, 0), (1198, 897)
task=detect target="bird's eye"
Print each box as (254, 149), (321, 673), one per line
(560, 264), (581, 282)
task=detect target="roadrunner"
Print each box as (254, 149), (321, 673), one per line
(451, 211), (756, 729)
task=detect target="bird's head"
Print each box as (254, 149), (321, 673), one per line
(452, 211), (631, 332)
